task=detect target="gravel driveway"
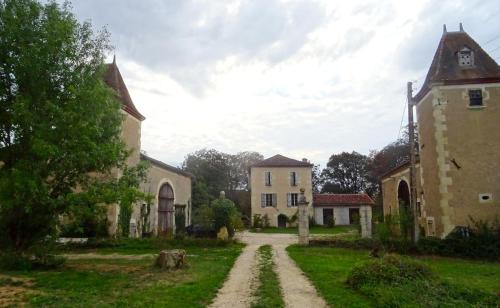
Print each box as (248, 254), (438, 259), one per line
(209, 231), (328, 308)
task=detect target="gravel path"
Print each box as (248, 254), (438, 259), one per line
(210, 231), (328, 308)
(208, 244), (260, 308)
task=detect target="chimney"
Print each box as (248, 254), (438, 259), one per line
(443, 24), (447, 34)
(459, 22), (464, 32)
(302, 158), (308, 163)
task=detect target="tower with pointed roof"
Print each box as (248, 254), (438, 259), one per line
(382, 24), (500, 238)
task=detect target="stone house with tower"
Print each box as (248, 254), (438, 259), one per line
(104, 59), (192, 237)
(381, 24), (500, 238)
(250, 154), (313, 227)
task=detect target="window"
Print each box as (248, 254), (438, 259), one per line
(287, 193), (299, 207)
(290, 171), (297, 186)
(458, 47), (474, 67)
(265, 171), (272, 186)
(261, 193), (276, 207)
(468, 89), (483, 107)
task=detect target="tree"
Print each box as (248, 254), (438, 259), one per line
(0, 0), (145, 252)
(182, 149), (263, 197)
(321, 151), (370, 194)
(191, 179), (211, 209)
(311, 164), (322, 193)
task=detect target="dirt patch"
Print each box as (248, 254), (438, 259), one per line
(67, 262), (144, 273)
(0, 276), (37, 307)
(63, 253), (155, 260)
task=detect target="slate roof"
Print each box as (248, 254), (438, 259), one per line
(140, 153), (194, 179)
(313, 193), (374, 206)
(104, 59), (146, 121)
(251, 154), (313, 168)
(414, 25), (500, 102)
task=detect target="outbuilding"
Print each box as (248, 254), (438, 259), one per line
(313, 193), (374, 227)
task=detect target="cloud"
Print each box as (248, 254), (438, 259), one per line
(65, 0), (500, 167)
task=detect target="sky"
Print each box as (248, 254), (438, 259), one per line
(67, 0), (500, 167)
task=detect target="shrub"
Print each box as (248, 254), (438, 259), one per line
(211, 197), (240, 237)
(262, 214), (270, 228)
(253, 214), (263, 228)
(0, 252), (65, 271)
(59, 205), (108, 238)
(346, 254), (499, 307)
(346, 254), (432, 289)
(325, 216), (335, 228)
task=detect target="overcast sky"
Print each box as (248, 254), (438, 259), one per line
(68, 0), (500, 167)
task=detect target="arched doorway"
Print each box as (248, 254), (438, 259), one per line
(397, 180), (412, 238)
(397, 180), (410, 210)
(158, 183), (174, 235)
(277, 214), (287, 228)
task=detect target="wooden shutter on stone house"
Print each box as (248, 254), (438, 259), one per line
(261, 193), (266, 208)
(272, 193), (277, 207)
(287, 193), (291, 207)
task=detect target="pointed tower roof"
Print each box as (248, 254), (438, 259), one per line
(414, 24), (500, 102)
(251, 154), (313, 168)
(104, 60), (145, 121)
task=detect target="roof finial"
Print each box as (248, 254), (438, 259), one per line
(112, 54), (116, 64)
(459, 22), (464, 32)
(443, 24), (447, 34)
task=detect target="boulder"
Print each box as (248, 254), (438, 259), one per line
(155, 249), (186, 270)
(217, 226), (229, 241)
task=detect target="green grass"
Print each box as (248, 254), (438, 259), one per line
(287, 246), (500, 307)
(250, 225), (356, 235)
(251, 245), (284, 308)
(2, 238), (243, 307)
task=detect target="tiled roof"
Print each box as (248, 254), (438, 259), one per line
(313, 193), (374, 206)
(251, 154), (313, 168)
(140, 153), (194, 179)
(414, 26), (500, 102)
(104, 59), (146, 121)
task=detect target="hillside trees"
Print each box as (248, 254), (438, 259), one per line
(0, 0), (146, 252)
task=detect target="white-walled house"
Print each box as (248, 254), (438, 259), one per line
(313, 194), (374, 227)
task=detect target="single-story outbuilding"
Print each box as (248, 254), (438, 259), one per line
(313, 193), (374, 226)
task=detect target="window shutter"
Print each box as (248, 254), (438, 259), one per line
(272, 193), (277, 207)
(264, 172), (267, 185)
(287, 193), (291, 207)
(261, 194), (265, 208)
(269, 172), (272, 186)
(289, 172), (292, 186)
(297, 173), (301, 185)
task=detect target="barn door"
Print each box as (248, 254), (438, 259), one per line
(158, 183), (174, 235)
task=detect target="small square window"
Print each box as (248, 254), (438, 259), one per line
(468, 89), (483, 107)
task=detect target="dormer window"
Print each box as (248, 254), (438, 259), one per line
(458, 47), (474, 67)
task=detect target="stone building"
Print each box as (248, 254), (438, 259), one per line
(250, 154), (313, 227)
(104, 59), (192, 236)
(381, 24), (500, 238)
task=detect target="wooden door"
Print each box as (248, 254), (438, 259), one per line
(158, 183), (174, 235)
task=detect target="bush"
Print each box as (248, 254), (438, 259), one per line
(346, 254), (432, 289)
(253, 214), (263, 228)
(59, 205), (108, 238)
(193, 204), (214, 231)
(211, 196), (240, 238)
(262, 214), (270, 228)
(346, 254), (499, 307)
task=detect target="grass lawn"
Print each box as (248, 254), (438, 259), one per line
(250, 225), (356, 235)
(287, 245), (500, 307)
(251, 245), (284, 308)
(0, 238), (243, 307)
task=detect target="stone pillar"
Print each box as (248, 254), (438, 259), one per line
(360, 205), (372, 238)
(298, 188), (310, 245)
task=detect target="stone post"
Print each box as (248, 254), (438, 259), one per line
(298, 188), (309, 245)
(360, 205), (372, 238)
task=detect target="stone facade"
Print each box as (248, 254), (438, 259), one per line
(381, 25), (500, 238)
(250, 155), (313, 227)
(104, 60), (192, 237)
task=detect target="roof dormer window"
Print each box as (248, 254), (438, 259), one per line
(458, 46), (474, 67)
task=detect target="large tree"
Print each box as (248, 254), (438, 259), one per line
(0, 0), (144, 252)
(321, 151), (370, 194)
